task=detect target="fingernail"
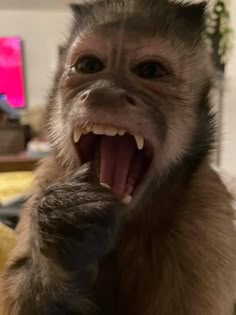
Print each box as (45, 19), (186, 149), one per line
(100, 183), (111, 190)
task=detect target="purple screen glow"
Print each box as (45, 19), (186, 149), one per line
(0, 37), (25, 108)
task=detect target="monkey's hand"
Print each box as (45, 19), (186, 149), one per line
(36, 163), (123, 276)
(0, 163), (122, 315)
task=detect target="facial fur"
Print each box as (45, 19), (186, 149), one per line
(46, 0), (214, 207)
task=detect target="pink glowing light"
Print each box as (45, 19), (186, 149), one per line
(0, 37), (25, 108)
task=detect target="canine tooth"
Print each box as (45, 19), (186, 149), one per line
(122, 195), (132, 205)
(118, 129), (126, 136)
(93, 124), (106, 135)
(83, 128), (89, 134)
(86, 124), (93, 133)
(134, 135), (144, 150)
(74, 128), (82, 143)
(105, 126), (118, 136)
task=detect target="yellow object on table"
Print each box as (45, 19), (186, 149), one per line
(0, 223), (16, 274)
(0, 171), (34, 204)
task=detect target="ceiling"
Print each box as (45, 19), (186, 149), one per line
(0, 0), (76, 10)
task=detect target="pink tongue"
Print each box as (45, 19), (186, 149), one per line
(100, 135), (136, 197)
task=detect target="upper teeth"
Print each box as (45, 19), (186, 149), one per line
(73, 128), (81, 143)
(73, 123), (144, 150)
(134, 135), (144, 150)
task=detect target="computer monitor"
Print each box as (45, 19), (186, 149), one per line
(0, 37), (25, 108)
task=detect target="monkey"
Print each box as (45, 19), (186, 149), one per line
(0, 0), (235, 314)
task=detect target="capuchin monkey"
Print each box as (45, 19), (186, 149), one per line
(0, 0), (235, 314)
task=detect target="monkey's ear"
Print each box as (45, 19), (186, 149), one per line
(69, 2), (97, 30)
(175, 0), (208, 30)
(177, 0), (208, 15)
(70, 3), (86, 16)
(69, 2), (93, 19)
(70, 3), (80, 13)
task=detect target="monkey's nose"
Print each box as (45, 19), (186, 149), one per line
(79, 91), (90, 102)
(124, 94), (136, 106)
(79, 89), (137, 108)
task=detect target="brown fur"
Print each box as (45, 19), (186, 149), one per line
(0, 1), (235, 314)
(1, 157), (235, 314)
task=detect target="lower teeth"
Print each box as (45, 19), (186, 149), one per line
(100, 182), (132, 205)
(122, 195), (132, 205)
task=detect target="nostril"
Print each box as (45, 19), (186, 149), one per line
(79, 91), (90, 102)
(125, 94), (136, 106)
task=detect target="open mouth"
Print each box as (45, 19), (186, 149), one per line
(73, 123), (154, 204)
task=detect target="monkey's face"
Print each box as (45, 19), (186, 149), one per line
(47, 2), (212, 207)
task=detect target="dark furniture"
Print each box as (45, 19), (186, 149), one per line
(0, 154), (39, 172)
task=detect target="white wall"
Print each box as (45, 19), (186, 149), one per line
(221, 1), (236, 175)
(0, 9), (70, 108)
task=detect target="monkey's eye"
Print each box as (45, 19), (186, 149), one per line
(73, 56), (105, 74)
(134, 61), (167, 80)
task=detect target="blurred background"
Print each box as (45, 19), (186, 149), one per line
(0, 0), (235, 228)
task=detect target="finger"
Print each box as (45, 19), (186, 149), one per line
(72, 162), (99, 184)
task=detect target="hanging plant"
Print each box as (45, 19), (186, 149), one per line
(205, 0), (233, 65)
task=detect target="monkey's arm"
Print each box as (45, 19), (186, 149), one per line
(0, 235), (93, 315)
(0, 163), (121, 315)
(155, 170), (236, 315)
